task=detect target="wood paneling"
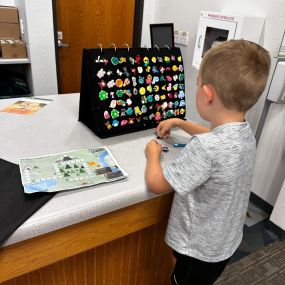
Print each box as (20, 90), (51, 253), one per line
(56, 0), (136, 93)
(1, 221), (173, 285)
(0, 194), (174, 284)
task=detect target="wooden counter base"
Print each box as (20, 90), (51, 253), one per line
(0, 193), (174, 285)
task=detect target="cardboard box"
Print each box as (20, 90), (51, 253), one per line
(0, 39), (27, 58)
(0, 6), (20, 39)
(0, 6), (19, 24)
(0, 22), (20, 39)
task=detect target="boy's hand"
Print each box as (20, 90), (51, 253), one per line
(156, 119), (176, 139)
(145, 140), (172, 194)
(146, 140), (162, 159)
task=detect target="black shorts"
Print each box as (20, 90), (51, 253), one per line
(171, 250), (230, 285)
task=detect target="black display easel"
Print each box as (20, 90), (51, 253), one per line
(79, 47), (186, 138)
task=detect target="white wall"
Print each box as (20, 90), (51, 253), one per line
(17, 0), (58, 95)
(142, 0), (285, 128)
(0, 0), (14, 6)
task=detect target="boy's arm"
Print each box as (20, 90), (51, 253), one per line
(145, 140), (172, 194)
(176, 119), (209, 135)
(156, 118), (209, 138)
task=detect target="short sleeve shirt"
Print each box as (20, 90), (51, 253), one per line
(163, 122), (256, 262)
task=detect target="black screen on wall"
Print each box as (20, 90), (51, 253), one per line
(150, 23), (174, 48)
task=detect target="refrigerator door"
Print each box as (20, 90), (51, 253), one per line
(250, 34), (285, 206)
(270, 178), (285, 230)
(250, 102), (285, 206)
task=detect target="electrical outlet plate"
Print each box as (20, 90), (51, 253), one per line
(174, 30), (181, 44)
(180, 31), (189, 46)
(174, 30), (189, 46)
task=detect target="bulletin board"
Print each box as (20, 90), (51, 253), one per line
(79, 47), (186, 138)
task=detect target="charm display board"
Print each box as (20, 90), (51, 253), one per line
(79, 47), (186, 138)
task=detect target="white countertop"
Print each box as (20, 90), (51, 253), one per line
(0, 94), (190, 247)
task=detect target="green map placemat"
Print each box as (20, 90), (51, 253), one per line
(19, 148), (128, 194)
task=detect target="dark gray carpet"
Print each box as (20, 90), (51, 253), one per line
(215, 240), (285, 284)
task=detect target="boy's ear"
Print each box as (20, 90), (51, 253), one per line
(202, 84), (216, 103)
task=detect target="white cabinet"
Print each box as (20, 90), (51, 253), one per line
(192, 11), (265, 69)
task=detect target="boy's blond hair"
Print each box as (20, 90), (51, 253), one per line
(200, 39), (271, 112)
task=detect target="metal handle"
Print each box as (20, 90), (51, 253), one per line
(197, 35), (202, 48)
(58, 39), (70, 48)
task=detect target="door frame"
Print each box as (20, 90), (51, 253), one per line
(52, 0), (144, 94)
(52, 0), (60, 94)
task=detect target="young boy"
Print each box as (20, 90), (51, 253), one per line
(145, 39), (271, 285)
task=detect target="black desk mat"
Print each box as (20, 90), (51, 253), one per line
(0, 158), (55, 245)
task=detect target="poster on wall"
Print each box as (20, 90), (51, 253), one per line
(79, 47), (186, 138)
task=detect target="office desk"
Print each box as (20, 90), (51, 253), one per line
(0, 94), (189, 285)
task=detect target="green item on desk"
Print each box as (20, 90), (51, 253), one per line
(173, 143), (187, 147)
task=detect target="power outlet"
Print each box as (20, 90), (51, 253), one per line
(174, 30), (181, 44)
(180, 31), (189, 46)
(174, 30), (189, 45)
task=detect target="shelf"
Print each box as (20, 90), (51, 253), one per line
(0, 94), (33, 99)
(0, 58), (30, 64)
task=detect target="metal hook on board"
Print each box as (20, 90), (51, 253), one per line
(154, 45), (160, 52)
(110, 43), (117, 52)
(164, 44), (171, 51)
(97, 43), (103, 53)
(123, 43), (130, 52)
(144, 44), (149, 51)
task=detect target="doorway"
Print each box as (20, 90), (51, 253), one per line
(53, 0), (144, 94)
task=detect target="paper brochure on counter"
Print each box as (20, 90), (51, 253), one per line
(1, 98), (52, 115)
(19, 148), (128, 194)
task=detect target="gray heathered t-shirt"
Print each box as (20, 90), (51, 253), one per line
(163, 122), (256, 262)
